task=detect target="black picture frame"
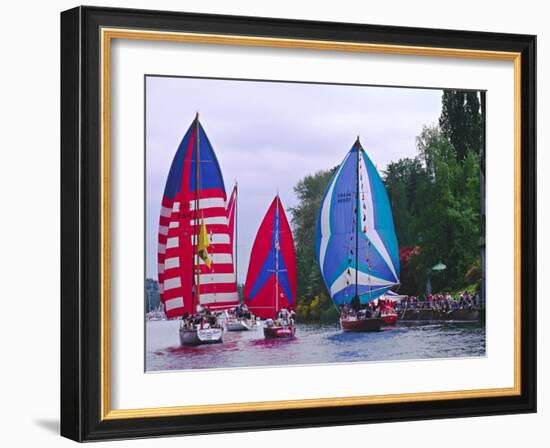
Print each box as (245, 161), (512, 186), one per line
(61, 5), (536, 442)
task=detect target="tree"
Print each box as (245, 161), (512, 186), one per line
(383, 125), (481, 294)
(290, 168), (337, 321)
(439, 90), (482, 161)
(410, 129), (481, 291)
(383, 157), (427, 294)
(415, 125), (441, 179)
(384, 157), (424, 247)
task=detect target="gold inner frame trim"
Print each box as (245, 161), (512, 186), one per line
(100, 27), (522, 421)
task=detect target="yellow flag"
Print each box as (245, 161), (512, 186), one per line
(197, 217), (211, 269)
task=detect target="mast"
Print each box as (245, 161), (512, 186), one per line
(355, 138), (360, 300)
(357, 139), (373, 303)
(192, 113), (201, 312)
(275, 194), (280, 314)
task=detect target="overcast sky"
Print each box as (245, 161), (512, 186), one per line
(146, 76), (443, 282)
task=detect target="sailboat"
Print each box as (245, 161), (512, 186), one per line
(224, 183), (257, 331)
(377, 290), (400, 325)
(316, 137), (400, 332)
(244, 195), (297, 338)
(157, 114), (240, 345)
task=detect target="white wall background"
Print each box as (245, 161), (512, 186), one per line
(0, 0), (546, 446)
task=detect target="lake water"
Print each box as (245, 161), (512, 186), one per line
(146, 320), (486, 371)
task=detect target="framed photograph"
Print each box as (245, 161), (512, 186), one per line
(60, 6), (536, 441)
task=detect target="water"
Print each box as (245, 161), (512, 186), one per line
(146, 320), (486, 372)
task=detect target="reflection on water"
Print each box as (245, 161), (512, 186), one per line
(146, 320), (486, 372)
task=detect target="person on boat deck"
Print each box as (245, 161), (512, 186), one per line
(241, 304), (251, 319)
(181, 311), (190, 328)
(279, 307), (290, 324)
(196, 303), (203, 314)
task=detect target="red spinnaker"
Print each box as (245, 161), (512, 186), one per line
(244, 196), (297, 319)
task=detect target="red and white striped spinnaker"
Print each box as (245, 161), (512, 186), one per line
(157, 115), (239, 318)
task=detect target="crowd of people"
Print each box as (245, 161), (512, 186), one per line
(180, 305), (222, 330)
(228, 304), (253, 320)
(395, 291), (482, 312)
(178, 291), (482, 329)
(337, 290), (482, 320)
(340, 296), (397, 319)
(181, 303), (299, 329)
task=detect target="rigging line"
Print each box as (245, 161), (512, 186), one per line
(355, 143), (360, 299)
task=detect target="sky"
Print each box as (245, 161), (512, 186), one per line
(146, 76), (443, 283)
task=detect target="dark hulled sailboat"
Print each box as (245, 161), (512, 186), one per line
(316, 138), (400, 332)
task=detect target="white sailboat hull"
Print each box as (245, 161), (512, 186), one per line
(179, 327), (223, 346)
(225, 319), (256, 331)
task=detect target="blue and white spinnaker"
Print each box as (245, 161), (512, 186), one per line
(315, 138), (400, 307)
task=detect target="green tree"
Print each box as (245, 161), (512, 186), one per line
(415, 125), (441, 178)
(290, 168), (336, 300)
(383, 157), (427, 294)
(410, 128), (481, 291)
(439, 90), (482, 161)
(290, 168), (338, 321)
(383, 125), (481, 295)
(384, 157), (424, 247)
